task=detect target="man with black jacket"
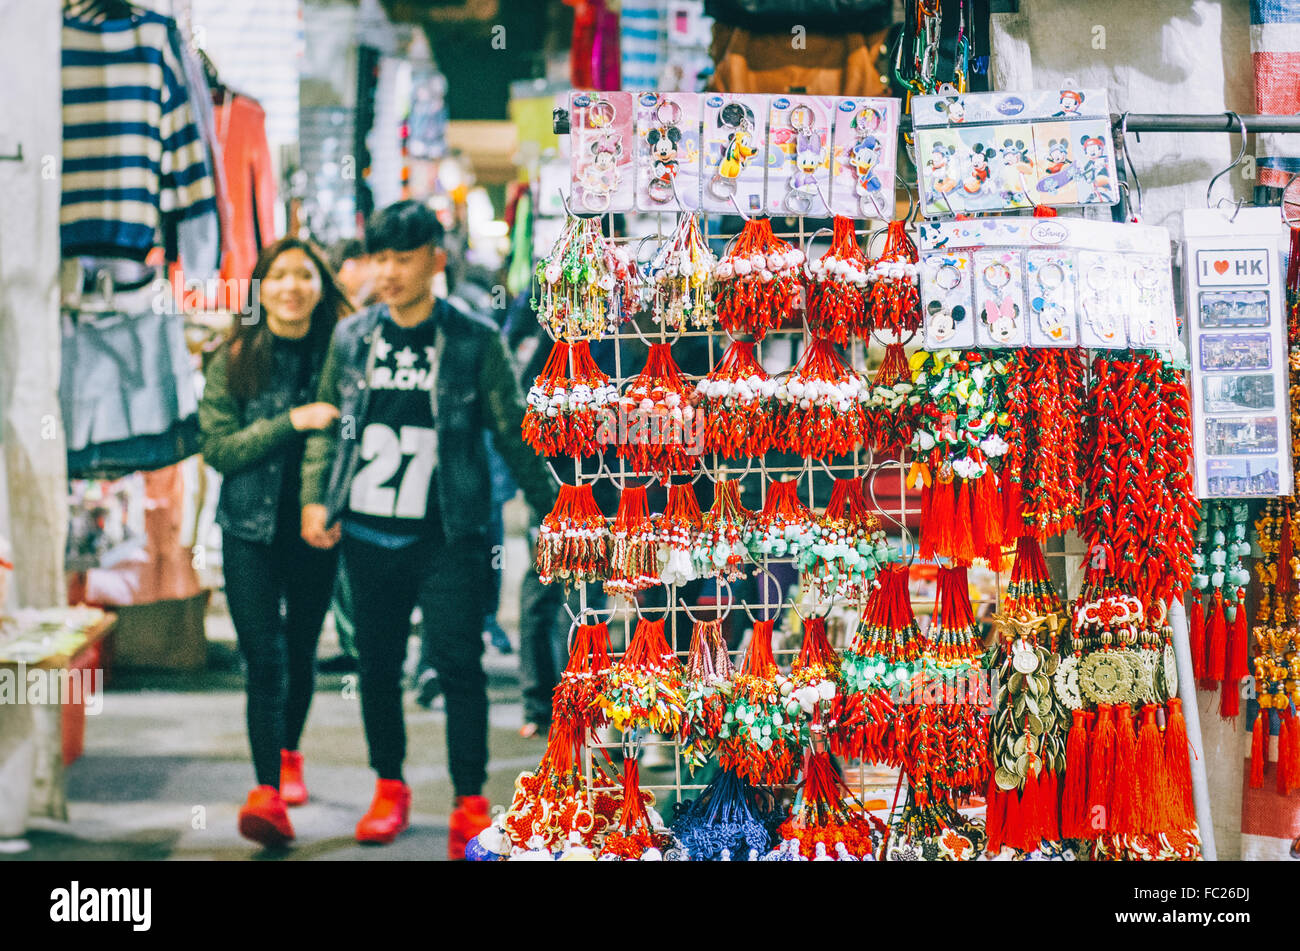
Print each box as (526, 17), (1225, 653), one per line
(299, 201), (555, 857)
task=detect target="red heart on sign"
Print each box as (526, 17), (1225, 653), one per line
(1213, 260), (1230, 275)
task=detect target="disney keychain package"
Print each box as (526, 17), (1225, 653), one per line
(828, 96), (900, 219)
(1126, 253), (1179, 349)
(767, 96), (831, 217)
(569, 90), (635, 213)
(920, 251), (975, 349)
(972, 248), (1028, 348)
(701, 93), (768, 215)
(634, 92), (702, 212)
(912, 88), (1118, 217)
(1025, 249), (1078, 347)
(1076, 250), (1130, 349)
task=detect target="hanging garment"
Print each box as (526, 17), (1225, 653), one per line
(1250, 2), (1300, 193)
(621, 0), (665, 90)
(213, 92), (277, 304)
(707, 24), (889, 95)
(61, 7), (219, 277)
(59, 278), (198, 477)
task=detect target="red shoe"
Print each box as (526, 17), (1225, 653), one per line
(448, 794), (491, 860)
(280, 750), (307, 806)
(238, 786), (294, 848)
(356, 779), (411, 844)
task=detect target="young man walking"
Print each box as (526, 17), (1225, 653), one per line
(300, 201), (555, 857)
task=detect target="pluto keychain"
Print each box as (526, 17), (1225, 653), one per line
(708, 102), (758, 202)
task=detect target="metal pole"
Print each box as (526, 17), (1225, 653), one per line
(1166, 598), (1218, 861)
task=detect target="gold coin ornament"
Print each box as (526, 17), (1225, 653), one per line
(1011, 641), (1040, 674)
(1053, 654), (1082, 709)
(1079, 651), (1137, 706)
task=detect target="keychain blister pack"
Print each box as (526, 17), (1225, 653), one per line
(767, 96), (832, 217)
(917, 217), (1176, 352)
(569, 91), (635, 213)
(913, 89), (1118, 217)
(701, 93), (768, 214)
(919, 251), (974, 349)
(829, 97), (898, 219)
(634, 92), (702, 212)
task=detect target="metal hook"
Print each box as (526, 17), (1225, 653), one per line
(789, 589), (835, 622)
(742, 564), (784, 624)
(564, 600), (619, 652)
(1015, 168), (1047, 213)
(598, 454), (660, 492)
(680, 576), (734, 624)
(1117, 111), (1145, 222)
(1207, 112), (1248, 221)
(864, 462), (915, 562)
(728, 191), (752, 223)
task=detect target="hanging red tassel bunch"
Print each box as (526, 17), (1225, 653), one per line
(773, 338), (869, 459)
(788, 617), (843, 745)
(1080, 353), (1199, 611)
(522, 340), (617, 457)
(805, 215), (871, 345)
(617, 342), (699, 480)
(657, 482), (704, 586)
(714, 216), (803, 341)
(533, 214), (638, 339)
(865, 219), (921, 335)
(695, 478), (754, 582)
(744, 478), (817, 562)
(831, 563), (919, 764)
(502, 718), (621, 853)
(679, 619), (737, 771)
(1003, 535), (1065, 621)
(600, 759), (673, 859)
(864, 341), (919, 459)
(928, 564), (984, 668)
(719, 618), (802, 785)
(777, 750), (879, 859)
(799, 477), (894, 602)
(596, 616), (685, 735)
(692, 340), (774, 458)
(907, 349), (1014, 563)
(1251, 499), (1300, 775)
(553, 621), (614, 730)
(1001, 349), (1086, 540)
(644, 212), (717, 331)
(536, 483), (610, 586)
(605, 485), (659, 595)
(1189, 500), (1252, 717)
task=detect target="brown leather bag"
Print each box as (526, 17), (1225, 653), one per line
(707, 23), (890, 96)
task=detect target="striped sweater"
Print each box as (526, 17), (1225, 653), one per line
(62, 6), (218, 272)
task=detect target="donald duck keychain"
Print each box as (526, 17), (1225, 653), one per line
(783, 103), (825, 215)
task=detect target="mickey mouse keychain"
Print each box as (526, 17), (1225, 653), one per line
(646, 98), (683, 206)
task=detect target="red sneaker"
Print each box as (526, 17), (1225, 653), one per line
(280, 750), (307, 806)
(356, 779), (411, 844)
(449, 795), (491, 860)
(238, 786), (295, 847)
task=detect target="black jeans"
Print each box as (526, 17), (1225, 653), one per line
(343, 531), (492, 796)
(223, 527), (339, 788)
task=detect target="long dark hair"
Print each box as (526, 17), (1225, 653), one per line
(225, 237), (352, 401)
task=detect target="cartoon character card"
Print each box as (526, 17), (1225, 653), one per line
(828, 97), (899, 219)
(1076, 250), (1129, 350)
(913, 88), (1117, 218)
(569, 91), (635, 213)
(767, 96), (831, 217)
(1025, 249), (1078, 348)
(920, 251), (975, 349)
(701, 93), (768, 214)
(972, 248), (1027, 348)
(634, 91), (702, 212)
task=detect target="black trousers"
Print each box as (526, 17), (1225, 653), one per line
(223, 527), (339, 789)
(343, 531), (491, 796)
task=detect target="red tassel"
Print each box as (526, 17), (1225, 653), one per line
(926, 480), (956, 560)
(1279, 511), (1294, 595)
(1225, 590), (1249, 684)
(918, 485), (936, 560)
(1001, 779), (1028, 851)
(1060, 709), (1091, 838)
(983, 777), (1007, 853)
(952, 479), (976, 562)
(1249, 711), (1265, 789)
(1039, 770), (1061, 841)
(1136, 704), (1168, 833)
(1285, 711), (1300, 796)
(1277, 713), (1291, 795)
(1163, 699), (1195, 829)
(1219, 676), (1241, 719)
(1204, 592), (1227, 683)
(1188, 595), (1206, 681)
(1001, 476), (1023, 534)
(1110, 706), (1140, 835)
(1007, 767), (1043, 852)
(1085, 704), (1115, 838)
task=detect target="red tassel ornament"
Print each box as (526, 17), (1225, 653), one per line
(616, 342), (699, 480)
(679, 619), (736, 771)
(605, 486), (658, 595)
(696, 479), (754, 583)
(865, 219), (920, 334)
(714, 216), (801, 341)
(773, 338), (869, 459)
(805, 215), (871, 345)
(1163, 698), (1195, 829)
(522, 340), (616, 457)
(596, 617), (685, 735)
(864, 341), (919, 459)
(692, 340), (773, 458)
(719, 618), (801, 785)
(657, 483), (704, 587)
(536, 484), (610, 586)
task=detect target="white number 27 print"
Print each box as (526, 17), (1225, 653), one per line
(349, 424), (438, 518)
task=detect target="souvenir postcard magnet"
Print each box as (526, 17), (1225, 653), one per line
(972, 248), (1027, 348)
(634, 91), (702, 212)
(1126, 253), (1179, 349)
(1025, 249), (1078, 348)
(828, 97), (899, 219)
(766, 96), (831, 216)
(569, 91), (635, 213)
(1076, 250), (1129, 350)
(920, 251), (975, 350)
(701, 93), (767, 214)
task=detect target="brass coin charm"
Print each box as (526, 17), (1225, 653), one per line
(1079, 651), (1137, 706)
(1053, 655), (1082, 710)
